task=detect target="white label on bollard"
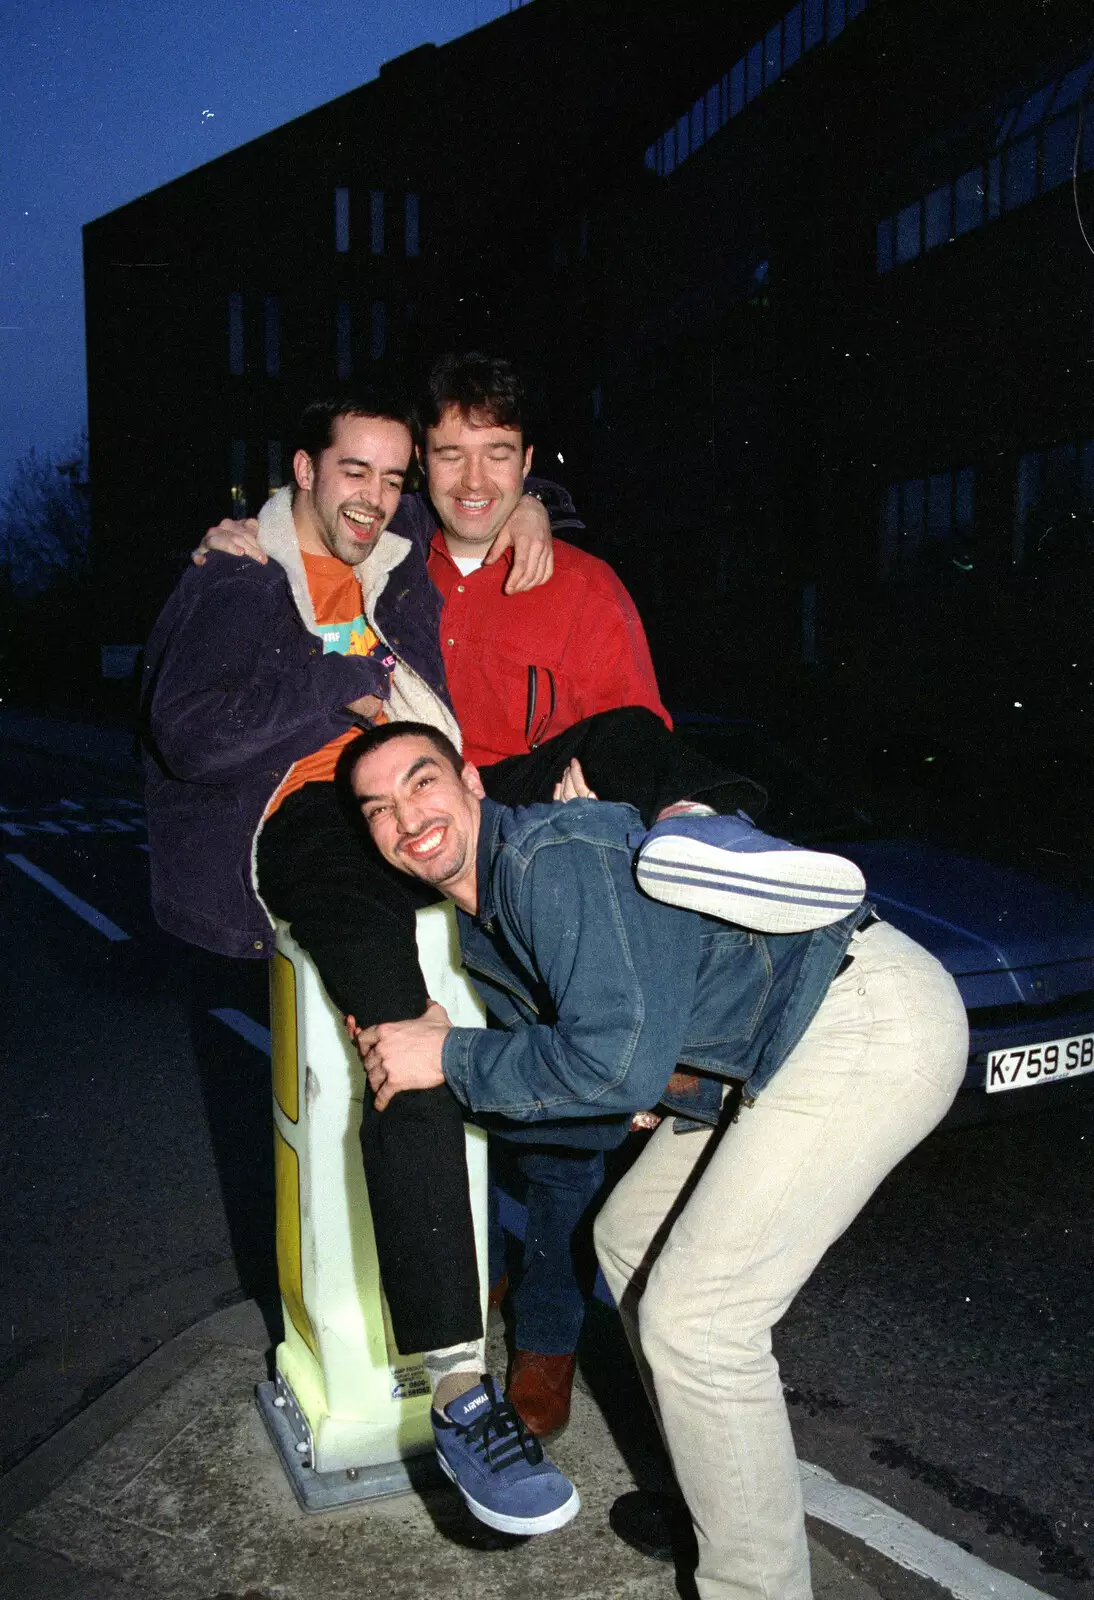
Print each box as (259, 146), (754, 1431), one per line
(391, 1364), (430, 1400)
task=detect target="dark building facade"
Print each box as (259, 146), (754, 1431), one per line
(82, 0), (748, 640)
(84, 0), (1094, 776)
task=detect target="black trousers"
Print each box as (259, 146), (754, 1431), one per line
(256, 707), (756, 1353)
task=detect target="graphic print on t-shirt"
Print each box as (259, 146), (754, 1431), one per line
(320, 614), (396, 663)
(264, 552), (396, 817)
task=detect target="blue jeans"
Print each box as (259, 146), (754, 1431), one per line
(489, 1140), (606, 1354)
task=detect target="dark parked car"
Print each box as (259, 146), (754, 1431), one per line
(676, 718), (1094, 1102)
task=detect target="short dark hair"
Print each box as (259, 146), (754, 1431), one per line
(294, 387), (418, 463)
(342, 721), (465, 793)
(420, 351), (524, 435)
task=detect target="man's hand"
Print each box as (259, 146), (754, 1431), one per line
(483, 494), (553, 593)
(553, 758), (597, 804)
(350, 1000), (452, 1110)
(191, 518), (266, 567)
(345, 694), (385, 721)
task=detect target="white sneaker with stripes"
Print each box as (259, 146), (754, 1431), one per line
(636, 812), (866, 934)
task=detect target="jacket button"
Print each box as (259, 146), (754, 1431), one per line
(253, 940), (264, 950)
(457, 584), (465, 593)
(446, 637), (454, 646)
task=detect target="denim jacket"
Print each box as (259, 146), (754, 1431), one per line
(443, 798), (872, 1147)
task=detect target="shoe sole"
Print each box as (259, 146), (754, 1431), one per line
(636, 842), (866, 934)
(436, 1449), (581, 1535)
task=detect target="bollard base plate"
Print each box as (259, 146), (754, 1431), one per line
(256, 1380), (442, 1514)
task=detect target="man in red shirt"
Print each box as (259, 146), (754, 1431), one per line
(422, 354), (668, 768)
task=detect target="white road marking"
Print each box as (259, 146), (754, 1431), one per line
(4, 854), (130, 942)
(209, 1008), (271, 1055)
(800, 1460), (1053, 1599)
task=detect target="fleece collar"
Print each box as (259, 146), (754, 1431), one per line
(256, 486), (412, 635)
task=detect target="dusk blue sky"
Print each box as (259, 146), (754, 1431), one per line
(0, 0), (519, 490)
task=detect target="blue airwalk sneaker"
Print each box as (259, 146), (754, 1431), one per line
(636, 812), (866, 933)
(433, 1376), (580, 1535)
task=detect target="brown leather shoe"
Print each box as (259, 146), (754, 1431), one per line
(506, 1349), (577, 1438)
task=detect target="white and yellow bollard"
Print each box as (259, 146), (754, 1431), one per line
(255, 903), (488, 1511)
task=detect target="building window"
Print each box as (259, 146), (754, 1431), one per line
(335, 186), (350, 253)
(1053, 57), (1094, 112)
(882, 469), (976, 580)
(1003, 136), (1038, 209)
(878, 52), (1094, 271)
(926, 471), (953, 537)
(746, 41), (763, 102)
(263, 295), (280, 377)
(1042, 111), (1079, 190)
(1011, 83), (1055, 138)
(705, 81), (722, 136)
(690, 96), (705, 152)
(953, 167), (984, 235)
(370, 190), (385, 255)
(803, 0), (824, 51)
(370, 300), (387, 362)
(895, 200), (921, 264)
(405, 192), (420, 256)
(764, 23), (782, 87)
(879, 483), (900, 580)
(729, 58), (745, 117)
(231, 440), (247, 517)
(336, 298), (352, 379)
(1015, 440), (1094, 569)
(783, 3), (803, 68)
(267, 441), (283, 498)
(923, 183), (951, 250)
(591, 383), (603, 421)
(876, 216), (894, 273)
(645, 0), (869, 176)
(228, 292), (244, 376)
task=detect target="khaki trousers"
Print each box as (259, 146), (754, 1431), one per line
(594, 921), (968, 1600)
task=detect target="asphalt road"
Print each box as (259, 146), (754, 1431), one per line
(1, 735), (1091, 1599)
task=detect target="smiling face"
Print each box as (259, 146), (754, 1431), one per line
(352, 733), (486, 911)
(422, 405), (533, 558)
(292, 412), (412, 565)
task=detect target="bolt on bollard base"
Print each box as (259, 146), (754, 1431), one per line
(256, 904), (488, 1512)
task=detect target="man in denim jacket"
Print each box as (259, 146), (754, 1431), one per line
(348, 723), (969, 1600)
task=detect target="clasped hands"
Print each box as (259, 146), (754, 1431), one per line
(347, 999), (452, 1110)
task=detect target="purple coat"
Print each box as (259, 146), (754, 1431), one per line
(141, 491), (453, 958)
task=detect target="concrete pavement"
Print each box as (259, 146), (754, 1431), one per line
(0, 1299), (898, 1600)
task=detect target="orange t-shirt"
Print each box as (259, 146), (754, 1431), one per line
(266, 552), (391, 816)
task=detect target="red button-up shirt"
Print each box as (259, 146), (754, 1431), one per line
(427, 531), (671, 768)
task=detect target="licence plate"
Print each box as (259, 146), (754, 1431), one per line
(985, 1033), (1094, 1093)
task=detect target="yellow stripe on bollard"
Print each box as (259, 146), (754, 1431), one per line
(273, 1126), (319, 1358)
(270, 951), (299, 1124)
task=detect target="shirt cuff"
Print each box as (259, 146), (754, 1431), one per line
(441, 1027), (478, 1106)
